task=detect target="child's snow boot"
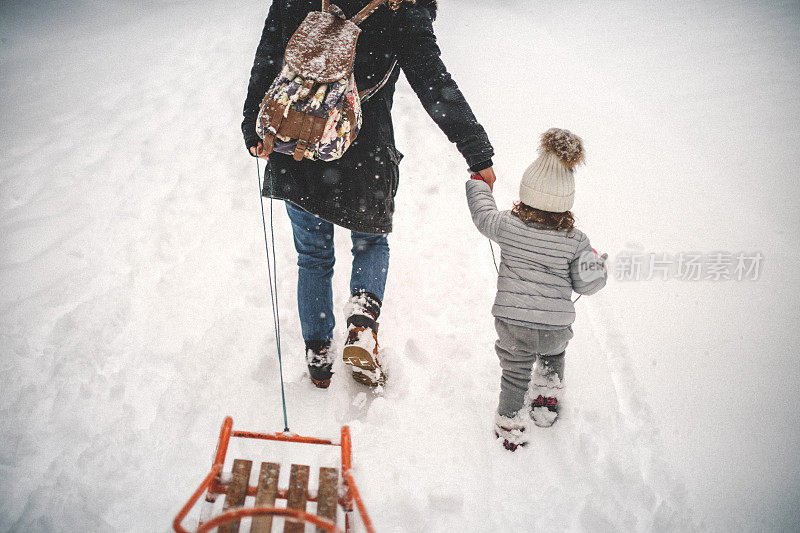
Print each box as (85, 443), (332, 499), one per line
(529, 351), (565, 427)
(306, 340), (333, 389)
(343, 291), (386, 387)
(494, 412), (528, 451)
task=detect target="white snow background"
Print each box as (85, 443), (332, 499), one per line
(1, 0), (799, 531)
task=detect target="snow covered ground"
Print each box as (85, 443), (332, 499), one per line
(1, 0), (798, 531)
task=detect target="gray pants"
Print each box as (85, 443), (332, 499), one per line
(495, 318), (573, 417)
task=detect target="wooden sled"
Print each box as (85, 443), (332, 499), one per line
(173, 417), (375, 533)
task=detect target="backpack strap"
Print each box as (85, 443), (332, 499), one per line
(352, 0), (411, 25)
(326, 0), (411, 21)
(359, 58), (398, 101)
(352, 0), (416, 99)
(315, 0), (403, 98)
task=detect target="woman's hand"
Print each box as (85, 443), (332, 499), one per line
(249, 142), (270, 160)
(477, 166), (497, 191)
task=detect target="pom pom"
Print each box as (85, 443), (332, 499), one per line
(540, 128), (585, 169)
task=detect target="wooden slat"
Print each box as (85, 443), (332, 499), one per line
(315, 467), (339, 532)
(284, 464), (310, 533)
(220, 459), (253, 533)
(251, 462), (281, 533)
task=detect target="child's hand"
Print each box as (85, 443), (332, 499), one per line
(592, 248), (608, 268)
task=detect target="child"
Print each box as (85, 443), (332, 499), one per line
(466, 128), (608, 451)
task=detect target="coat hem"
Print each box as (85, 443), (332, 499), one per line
(493, 311), (575, 331)
(264, 191), (393, 235)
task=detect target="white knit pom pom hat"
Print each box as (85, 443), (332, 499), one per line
(519, 128), (585, 212)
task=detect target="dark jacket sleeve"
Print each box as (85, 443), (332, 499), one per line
(392, 5), (494, 171)
(242, 1), (285, 152)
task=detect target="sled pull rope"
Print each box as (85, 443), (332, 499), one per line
(257, 159), (290, 432)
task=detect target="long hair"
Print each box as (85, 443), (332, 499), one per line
(511, 202), (575, 232)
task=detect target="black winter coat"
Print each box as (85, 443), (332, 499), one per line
(242, 0), (494, 234)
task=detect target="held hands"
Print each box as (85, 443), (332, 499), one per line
(249, 142), (270, 160)
(471, 166), (497, 191)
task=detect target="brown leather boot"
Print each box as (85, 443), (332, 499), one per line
(343, 323), (386, 387)
(343, 292), (386, 387)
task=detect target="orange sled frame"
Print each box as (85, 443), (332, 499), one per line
(173, 417), (375, 533)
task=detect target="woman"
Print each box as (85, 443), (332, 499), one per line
(242, 0), (496, 388)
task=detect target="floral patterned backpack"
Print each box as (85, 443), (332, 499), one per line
(256, 0), (413, 162)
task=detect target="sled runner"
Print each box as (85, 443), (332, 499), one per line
(173, 417), (375, 533)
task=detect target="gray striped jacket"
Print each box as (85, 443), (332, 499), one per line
(466, 179), (607, 329)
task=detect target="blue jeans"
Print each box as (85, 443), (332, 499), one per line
(285, 202), (389, 342)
